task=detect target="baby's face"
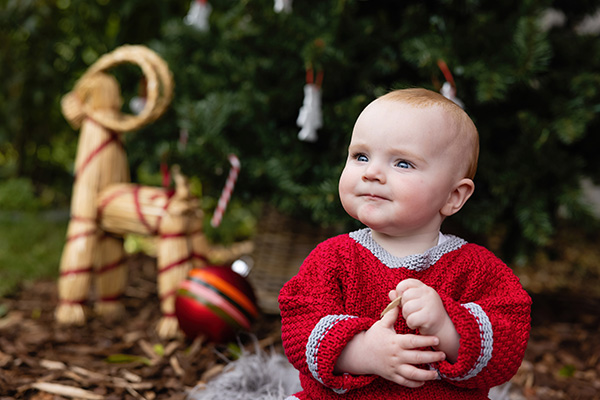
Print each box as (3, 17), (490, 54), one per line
(338, 99), (465, 237)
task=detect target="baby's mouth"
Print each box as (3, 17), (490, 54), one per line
(361, 193), (387, 201)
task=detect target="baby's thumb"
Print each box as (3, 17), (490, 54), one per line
(379, 300), (400, 329)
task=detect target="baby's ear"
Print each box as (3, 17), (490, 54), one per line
(441, 178), (475, 217)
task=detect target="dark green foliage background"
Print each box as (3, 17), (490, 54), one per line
(2, 0), (600, 260)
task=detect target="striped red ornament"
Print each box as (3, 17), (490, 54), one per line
(174, 265), (258, 342)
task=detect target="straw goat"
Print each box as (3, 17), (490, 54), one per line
(55, 45), (209, 338)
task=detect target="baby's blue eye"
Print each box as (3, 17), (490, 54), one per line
(396, 160), (411, 169)
(356, 154), (368, 162)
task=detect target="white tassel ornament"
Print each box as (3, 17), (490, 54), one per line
(437, 59), (465, 109)
(440, 81), (464, 109)
(274, 0), (293, 14)
(184, 0), (212, 32)
(296, 83), (322, 143)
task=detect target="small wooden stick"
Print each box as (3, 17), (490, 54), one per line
(380, 296), (402, 318)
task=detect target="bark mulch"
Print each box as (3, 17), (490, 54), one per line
(0, 253), (598, 399)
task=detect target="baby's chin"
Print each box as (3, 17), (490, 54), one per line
(344, 203), (399, 233)
(357, 218), (396, 235)
(355, 208), (392, 227)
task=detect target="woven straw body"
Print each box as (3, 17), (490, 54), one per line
(98, 184), (173, 236)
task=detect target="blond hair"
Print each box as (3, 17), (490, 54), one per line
(379, 88), (479, 180)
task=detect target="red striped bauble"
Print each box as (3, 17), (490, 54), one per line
(175, 265), (258, 343)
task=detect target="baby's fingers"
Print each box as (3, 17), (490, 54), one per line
(402, 348), (446, 365)
(389, 365), (439, 387)
(401, 334), (440, 349)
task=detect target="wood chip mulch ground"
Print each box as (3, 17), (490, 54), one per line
(0, 253), (598, 399)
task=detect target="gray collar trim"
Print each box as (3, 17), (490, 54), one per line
(349, 228), (467, 271)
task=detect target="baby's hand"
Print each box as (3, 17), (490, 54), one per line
(335, 305), (445, 387)
(393, 279), (448, 336)
(394, 279), (460, 363)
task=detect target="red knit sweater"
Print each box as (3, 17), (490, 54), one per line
(279, 229), (531, 400)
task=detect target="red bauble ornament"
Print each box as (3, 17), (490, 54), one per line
(175, 265), (258, 343)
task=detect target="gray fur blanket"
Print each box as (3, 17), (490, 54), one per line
(186, 344), (519, 400)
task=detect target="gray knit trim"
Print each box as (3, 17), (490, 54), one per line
(284, 397), (300, 400)
(349, 228), (467, 271)
(443, 302), (494, 381)
(306, 314), (356, 394)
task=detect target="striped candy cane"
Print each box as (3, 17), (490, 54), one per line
(211, 154), (240, 227)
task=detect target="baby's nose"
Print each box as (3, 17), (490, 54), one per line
(362, 162), (386, 183)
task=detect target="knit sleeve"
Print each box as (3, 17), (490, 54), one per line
(278, 238), (378, 393)
(433, 245), (532, 389)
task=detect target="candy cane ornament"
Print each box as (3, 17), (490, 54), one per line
(211, 154), (241, 228)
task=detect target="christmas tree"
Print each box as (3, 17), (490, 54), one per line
(128, 0), (600, 260)
(4, 0), (600, 260)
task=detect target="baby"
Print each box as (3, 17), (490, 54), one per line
(279, 88), (531, 399)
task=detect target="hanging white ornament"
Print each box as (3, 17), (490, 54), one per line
(274, 0), (293, 14)
(437, 59), (464, 109)
(184, 0), (212, 32)
(129, 78), (147, 115)
(129, 96), (146, 115)
(440, 81), (464, 109)
(297, 83), (322, 142)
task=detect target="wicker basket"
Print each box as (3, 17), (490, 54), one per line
(248, 206), (338, 314)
